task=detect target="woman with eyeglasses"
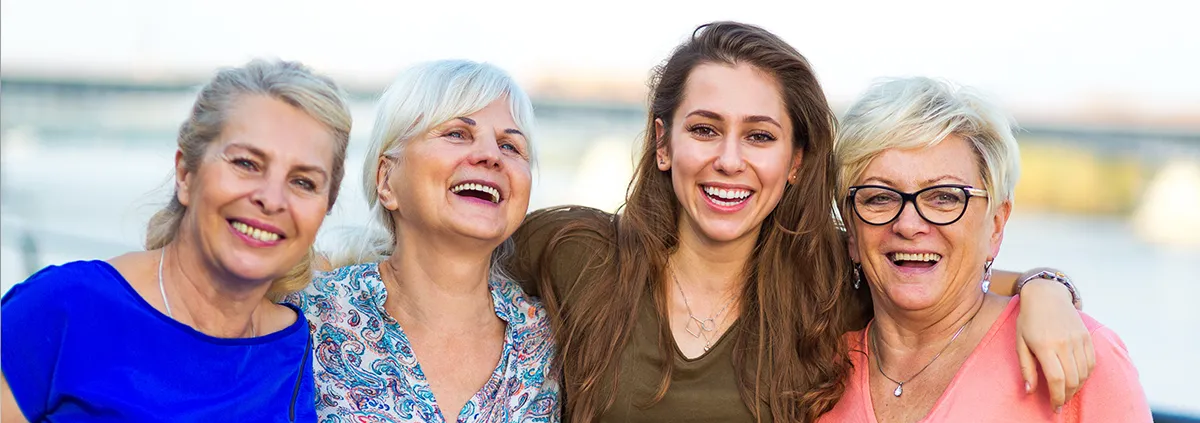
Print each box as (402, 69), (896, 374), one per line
(819, 77), (1150, 422)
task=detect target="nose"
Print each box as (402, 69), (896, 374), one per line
(250, 175), (288, 215)
(713, 136), (746, 175)
(468, 133), (503, 170)
(891, 199), (930, 239)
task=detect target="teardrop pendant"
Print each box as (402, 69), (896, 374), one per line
(893, 384), (903, 397)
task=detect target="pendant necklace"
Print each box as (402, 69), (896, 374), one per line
(870, 299), (982, 397)
(670, 265), (737, 352)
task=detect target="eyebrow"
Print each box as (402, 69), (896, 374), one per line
(684, 109), (782, 129)
(455, 116), (523, 137)
(226, 142), (329, 180)
(861, 174), (971, 188)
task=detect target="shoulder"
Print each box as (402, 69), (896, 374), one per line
(494, 277), (551, 330)
(2, 260), (124, 307)
(493, 277), (555, 351)
(516, 205), (616, 247)
(287, 262), (382, 305)
(1076, 312), (1135, 369)
(1067, 312), (1152, 419)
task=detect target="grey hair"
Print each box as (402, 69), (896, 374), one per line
(835, 77), (1021, 227)
(328, 59), (536, 283)
(145, 58), (353, 299)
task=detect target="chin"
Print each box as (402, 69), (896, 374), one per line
(695, 220), (756, 243)
(219, 254), (291, 283)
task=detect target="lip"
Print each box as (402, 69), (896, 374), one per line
(698, 183), (753, 213)
(700, 181), (755, 191)
(227, 218), (286, 247)
(450, 178), (504, 204)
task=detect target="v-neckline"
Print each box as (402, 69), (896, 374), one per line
(856, 299), (1015, 422)
(371, 263), (513, 422)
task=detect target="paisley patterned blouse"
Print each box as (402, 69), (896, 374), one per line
(288, 263), (560, 423)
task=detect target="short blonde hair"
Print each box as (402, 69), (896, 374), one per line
(329, 59), (536, 277)
(145, 58), (353, 299)
(835, 77), (1020, 226)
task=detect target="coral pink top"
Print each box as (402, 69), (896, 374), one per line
(820, 297), (1151, 422)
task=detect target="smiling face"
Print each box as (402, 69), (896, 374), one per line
(847, 135), (1011, 312)
(176, 94), (336, 283)
(656, 63), (802, 245)
(377, 98), (532, 248)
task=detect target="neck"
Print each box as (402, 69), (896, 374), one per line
(671, 218), (756, 294)
(383, 227), (496, 326)
(870, 284), (991, 358)
(162, 241), (268, 338)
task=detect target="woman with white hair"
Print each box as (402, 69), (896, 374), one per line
(288, 60), (559, 422)
(820, 77), (1150, 422)
(1, 59), (353, 422)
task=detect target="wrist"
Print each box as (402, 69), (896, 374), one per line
(1016, 268), (1081, 307)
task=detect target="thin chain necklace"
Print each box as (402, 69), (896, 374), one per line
(158, 248), (256, 338)
(670, 264), (737, 352)
(869, 298), (983, 397)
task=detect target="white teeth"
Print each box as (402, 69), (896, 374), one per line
(890, 252), (942, 262)
(703, 185), (751, 201)
(450, 182), (500, 203)
(232, 221), (281, 242)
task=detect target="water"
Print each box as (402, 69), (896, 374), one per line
(1, 93), (1197, 417)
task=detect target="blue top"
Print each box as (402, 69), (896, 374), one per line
(1, 260), (316, 423)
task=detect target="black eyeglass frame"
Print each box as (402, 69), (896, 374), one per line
(847, 184), (989, 226)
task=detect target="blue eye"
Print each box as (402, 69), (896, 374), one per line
(444, 129), (468, 139)
(500, 143), (518, 152)
(292, 178), (316, 192)
(232, 158), (259, 171)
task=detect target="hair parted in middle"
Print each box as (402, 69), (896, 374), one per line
(536, 21), (858, 422)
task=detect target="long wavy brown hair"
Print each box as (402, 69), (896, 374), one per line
(536, 21), (858, 422)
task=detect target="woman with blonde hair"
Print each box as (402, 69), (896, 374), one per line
(1, 58), (353, 422)
(290, 59), (559, 422)
(820, 77), (1148, 422)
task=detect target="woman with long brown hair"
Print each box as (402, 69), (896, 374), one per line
(509, 21), (1090, 422)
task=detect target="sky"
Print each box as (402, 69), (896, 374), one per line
(2, 0), (1198, 119)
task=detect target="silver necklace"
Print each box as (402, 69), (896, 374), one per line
(870, 299), (982, 397)
(670, 265), (737, 352)
(158, 249), (255, 338)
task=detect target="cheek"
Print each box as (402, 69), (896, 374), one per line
(292, 199), (329, 240)
(749, 150), (794, 186)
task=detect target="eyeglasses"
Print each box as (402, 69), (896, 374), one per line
(848, 184), (989, 226)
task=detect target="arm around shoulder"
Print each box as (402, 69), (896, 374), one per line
(508, 206), (614, 300)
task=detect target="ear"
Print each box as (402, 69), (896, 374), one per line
(988, 200), (1012, 259)
(376, 156), (399, 211)
(654, 118), (671, 171)
(787, 148), (803, 184)
(845, 222), (861, 262)
(174, 150), (192, 207)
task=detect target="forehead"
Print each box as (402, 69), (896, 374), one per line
(219, 95), (336, 167)
(676, 63), (788, 124)
(859, 135), (983, 188)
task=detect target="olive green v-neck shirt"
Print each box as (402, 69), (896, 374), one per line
(511, 207), (768, 423)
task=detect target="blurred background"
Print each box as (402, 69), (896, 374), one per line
(2, 0), (1198, 419)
